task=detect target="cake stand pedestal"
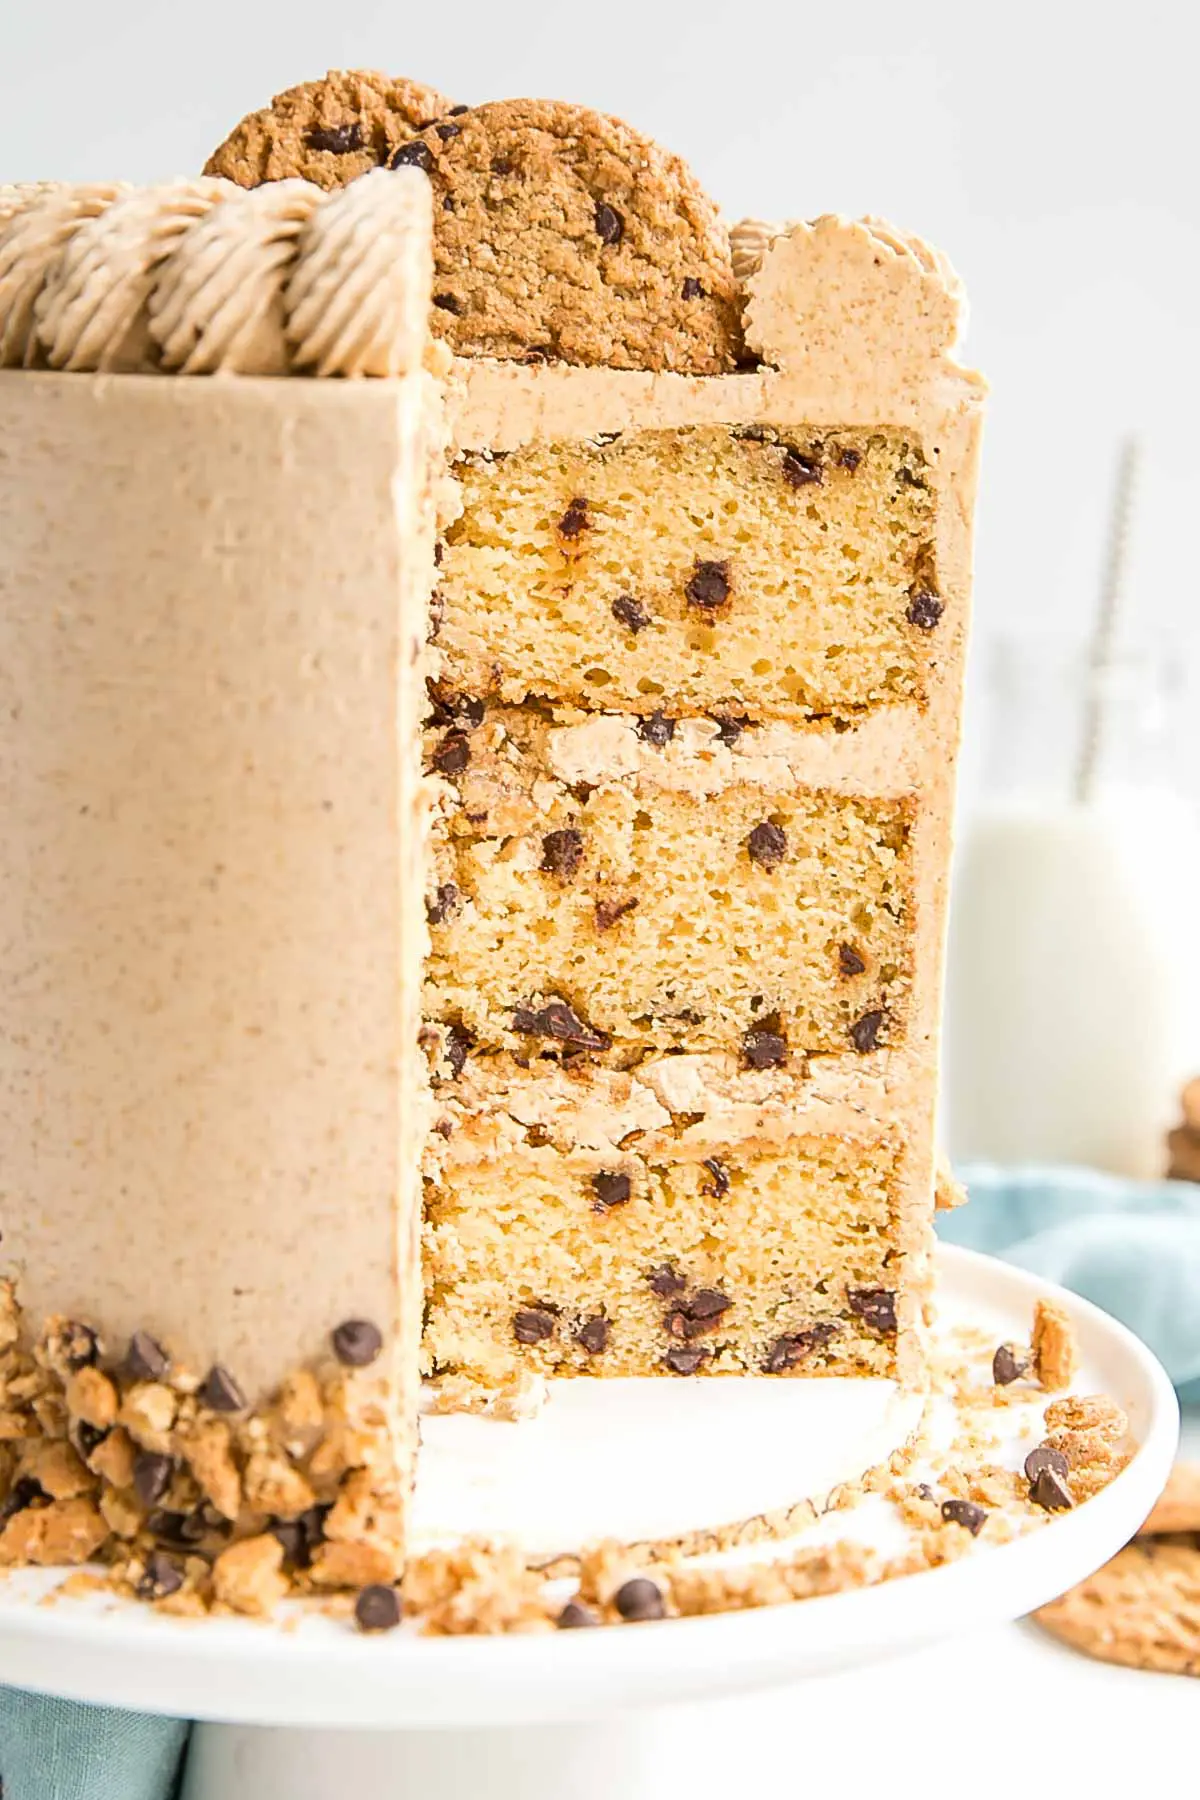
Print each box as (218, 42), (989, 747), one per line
(0, 1248), (1178, 1800)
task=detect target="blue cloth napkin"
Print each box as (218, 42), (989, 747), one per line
(4, 1161), (1199, 1796)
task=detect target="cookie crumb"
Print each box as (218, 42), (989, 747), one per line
(1031, 1298), (1078, 1391)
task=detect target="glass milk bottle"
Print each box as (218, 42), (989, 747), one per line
(945, 638), (1200, 1177)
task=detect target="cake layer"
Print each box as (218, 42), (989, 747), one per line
(434, 424), (939, 725)
(423, 1111), (905, 1382)
(424, 702), (912, 1064)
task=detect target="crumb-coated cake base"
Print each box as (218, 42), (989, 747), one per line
(437, 425), (938, 724)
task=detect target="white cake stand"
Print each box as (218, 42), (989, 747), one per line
(0, 1246), (1178, 1800)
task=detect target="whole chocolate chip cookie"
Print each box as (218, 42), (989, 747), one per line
(393, 98), (741, 373)
(204, 69), (460, 192)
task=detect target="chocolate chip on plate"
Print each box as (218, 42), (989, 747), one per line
(557, 1598), (600, 1628)
(747, 821), (787, 869)
(1030, 1465), (1074, 1512)
(614, 1576), (665, 1622)
(940, 1498), (987, 1536)
(992, 1343), (1030, 1386)
(611, 594), (650, 634)
(591, 1171), (632, 1211)
(198, 1365), (246, 1413)
(355, 1584), (403, 1632)
(1024, 1444), (1070, 1484)
(513, 1308), (557, 1345)
(332, 1319), (384, 1368)
(541, 828), (585, 878)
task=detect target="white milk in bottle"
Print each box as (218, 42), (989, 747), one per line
(945, 642), (1200, 1176)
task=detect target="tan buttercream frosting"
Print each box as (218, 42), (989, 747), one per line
(0, 184), (127, 367)
(285, 167), (432, 378)
(35, 180), (232, 373)
(148, 178), (323, 375)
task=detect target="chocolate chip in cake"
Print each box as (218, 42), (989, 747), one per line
(847, 1288), (897, 1335)
(992, 1343), (1030, 1386)
(637, 711), (675, 747)
(836, 446), (862, 473)
(595, 896), (638, 931)
(304, 122), (364, 155)
(133, 1451), (175, 1507)
(701, 1157), (730, 1198)
(125, 1329), (170, 1383)
(271, 1503), (329, 1571)
(743, 1025), (788, 1069)
(849, 1009), (885, 1053)
(941, 1498), (987, 1536)
(681, 277), (705, 299)
(513, 1307), (557, 1345)
(557, 1599), (600, 1628)
(426, 883), (460, 926)
(611, 594), (650, 634)
(576, 1316), (610, 1355)
(591, 1171), (632, 1212)
(664, 1345), (707, 1374)
(1024, 1444), (1070, 1484)
(0, 1476), (43, 1523)
(432, 730), (471, 776)
(512, 1000), (610, 1052)
(781, 445), (823, 488)
(435, 120), (462, 140)
(355, 1584), (403, 1632)
(688, 1288), (731, 1323)
(74, 1421), (108, 1461)
(906, 587), (944, 631)
(648, 1264), (686, 1298)
(332, 1319), (384, 1368)
(1030, 1465), (1074, 1512)
(541, 828), (585, 879)
(433, 292), (463, 314)
(761, 1322), (836, 1372)
(712, 713), (750, 746)
(747, 821), (787, 869)
(686, 559), (731, 611)
(443, 1023), (472, 1079)
(147, 1507), (209, 1547)
(594, 202), (624, 245)
(426, 684), (485, 730)
(558, 497), (590, 539)
(614, 1575), (665, 1622)
(390, 140), (434, 172)
(199, 1365), (246, 1414)
(837, 943), (867, 979)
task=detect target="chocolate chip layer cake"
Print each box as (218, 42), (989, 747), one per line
(0, 80), (982, 1610)
(422, 214), (983, 1389)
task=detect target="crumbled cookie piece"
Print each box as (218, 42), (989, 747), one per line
(1031, 1298), (1079, 1391)
(393, 98), (740, 372)
(1043, 1393), (1126, 1443)
(0, 1496), (108, 1566)
(401, 1539), (551, 1635)
(204, 69), (458, 191)
(64, 1366), (118, 1431)
(212, 1533), (288, 1617)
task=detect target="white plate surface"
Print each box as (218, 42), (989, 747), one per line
(0, 1245), (1178, 1727)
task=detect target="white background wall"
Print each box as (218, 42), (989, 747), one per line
(3, 0), (1198, 781)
